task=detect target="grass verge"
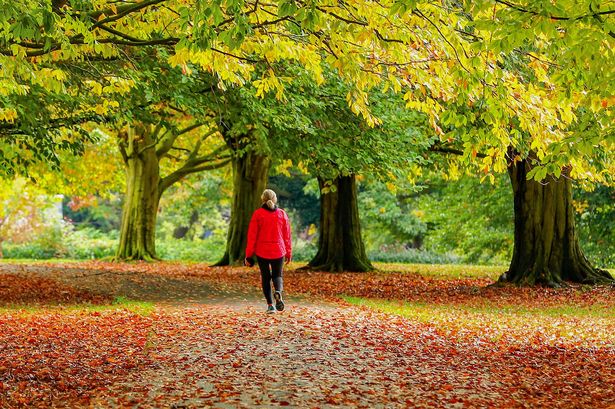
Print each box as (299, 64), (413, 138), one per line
(343, 296), (615, 345)
(374, 262), (504, 280)
(0, 296), (155, 316)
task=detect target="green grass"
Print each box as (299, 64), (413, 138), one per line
(343, 296), (615, 320)
(0, 296), (155, 316)
(2, 258), (611, 277)
(344, 294), (615, 347)
(0, 258), (84, 264)
(374, 262), (505, 280)
(343, 296), (615, 345)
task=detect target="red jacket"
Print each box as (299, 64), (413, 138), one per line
(245, 206), (292, 260)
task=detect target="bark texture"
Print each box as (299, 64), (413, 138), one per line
(116, 123), (230, 261)
(308, 175), (373, 272)
(215, 151), (270, 266)
(502, 159), (613, 286)
(116, 126), (161, 261)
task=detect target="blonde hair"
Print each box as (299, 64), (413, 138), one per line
(261, 189), (277, 210)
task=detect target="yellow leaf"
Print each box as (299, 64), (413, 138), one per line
(0, 108), (18, 123)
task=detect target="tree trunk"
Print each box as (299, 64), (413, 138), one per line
(308, 175), (373, 272)
(215, 151), (270, 266)
(116, 126), (161, 261)
(502, 159), (613, 286)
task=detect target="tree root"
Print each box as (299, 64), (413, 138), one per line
(112, 253), (161, 262)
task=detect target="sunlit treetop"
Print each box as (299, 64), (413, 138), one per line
(230, 66), (433, 182)
(0, 0), (613, 183)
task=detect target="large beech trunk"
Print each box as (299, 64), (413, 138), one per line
(114, 122), (230, 261)
(116, 127), (161, 261)
(308, 175), (373, 272)
(215, 151), (270, 266)
(502, 159), (613, 286)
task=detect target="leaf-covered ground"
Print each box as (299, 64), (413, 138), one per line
(0, 261), (613, 408)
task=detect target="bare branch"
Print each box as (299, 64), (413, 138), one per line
(178, 123), (206, 136)
(414, 9), (471, 74)
(210, 48), (260, 63)
(495, 0), (615, 21)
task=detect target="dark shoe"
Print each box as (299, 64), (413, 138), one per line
(266, 305), (276, 314)
(274, 291), (284, 311)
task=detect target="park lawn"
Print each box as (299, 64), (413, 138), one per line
(374, 262), (504, 280)
(0, 259), (84, 264)
(343, 296), (615, 348)
(0, 296), (155, 317)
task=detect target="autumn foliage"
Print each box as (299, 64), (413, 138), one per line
(0, 274), (109, 305)
(0, 311), (152, 407)
(0, 261), (613, 408)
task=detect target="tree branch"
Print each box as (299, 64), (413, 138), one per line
(155, 132), (180, 158)
(155, 123), (207, 158)
(315, 6), (368, 26)
(1, 36), (179, 57)
(374, 29), (406, 44)
(186, 128), (220, 161)
(137, 140), (158, 156)
(188, 156), (231, 173)
(88, 0), (168, 28)
(117, 133), (129, 164)
(428, 144), (486, 158)
(210, 48), (260, 63)
(188, 144), (228, 165)
(158, 157), (231, 194)
(97, 24), (154, 43)
(178, 123), (206, 136)
(414, 9), (471, 74)
(495, 0), (615, 21)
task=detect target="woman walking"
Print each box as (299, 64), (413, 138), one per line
(245, 189), (292, 314)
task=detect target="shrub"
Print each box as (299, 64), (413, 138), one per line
(157, 236), (226, 262)
(292, 239), (317, 262)
(62, 227), (116, 259)
(367, 248), (460, 265)
(2, 242), (57, 259)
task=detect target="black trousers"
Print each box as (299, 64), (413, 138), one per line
(257, 256), (284, 304)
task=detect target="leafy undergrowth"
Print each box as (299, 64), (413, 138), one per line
(0, 261), (613, 408)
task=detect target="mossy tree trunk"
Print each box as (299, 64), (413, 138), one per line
(116, 125), (161, 261)
(308, 175), (373, 272)
(215, 151), (270, 266)
(116, 123), (230, 261)
(502, 159), (614, 286)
